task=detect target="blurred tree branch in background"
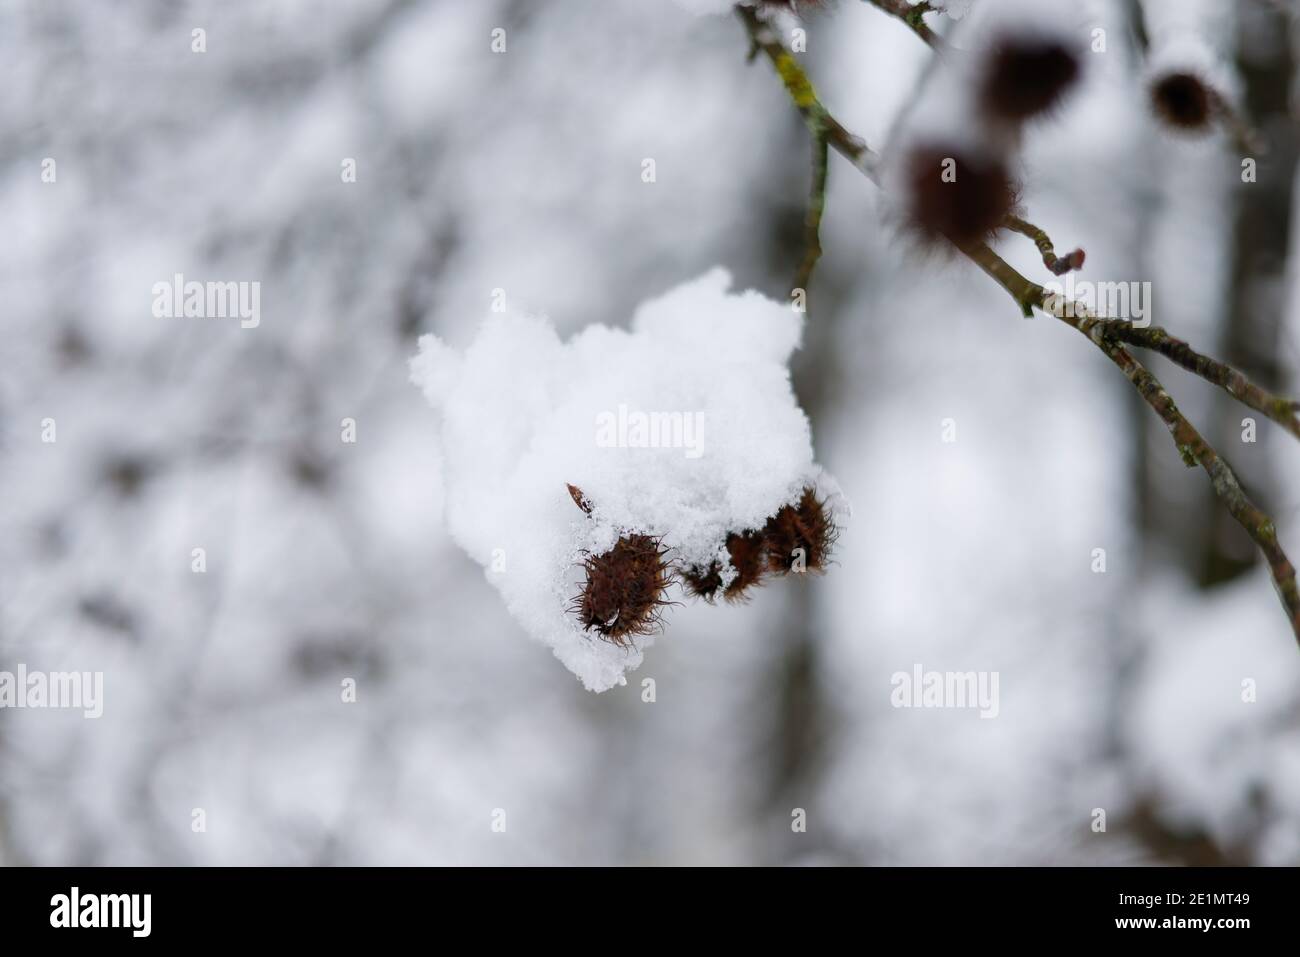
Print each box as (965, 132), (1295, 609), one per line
(737, 1), (1300, 644)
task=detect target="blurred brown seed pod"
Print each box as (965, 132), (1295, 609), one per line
(1150, 71), (1214, 133)
(979, 34), (1081, 123)
(903, 144), (1019, 249)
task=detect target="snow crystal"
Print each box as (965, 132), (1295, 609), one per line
(411, 269), (836, 692)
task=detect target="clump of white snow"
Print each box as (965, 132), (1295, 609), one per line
(410, 269), (836, 691)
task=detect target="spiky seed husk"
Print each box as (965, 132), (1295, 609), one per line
(722, 530), (767, 601)
(572, 534), (674, 647)
(680, 562), (724, 602)
(763, 487), (836, 575)
(681, 530), (769, 604)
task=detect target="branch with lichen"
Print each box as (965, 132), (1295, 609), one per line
(956, 251), (1300, 442)
(1083, 337), (1300, 639)
(1058, 310), (1300, 443)
(748, 18), (877, 177)
(964, 246), (1300, 441)
(743, 9), (877, 172)
(737, 2), (1300, 644)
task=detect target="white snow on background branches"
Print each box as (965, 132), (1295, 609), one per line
(1129, 572), (1300, 865)
(412, 269), (829, 690)
(931, 0), (974, 21)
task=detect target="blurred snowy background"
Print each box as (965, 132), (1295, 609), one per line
(2, 0), (1299, 865)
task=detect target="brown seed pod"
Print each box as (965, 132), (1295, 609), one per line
(680, 562), (724, 601)
(571, 534), (675, 648)
(1150, 71), (1213, 132)
(903, 144), (1019, 249)
(682, 530), (768, 604)
(567, 483), (593, 515)
(763, 487), (837, 575)
(979, 34), (1081, 123)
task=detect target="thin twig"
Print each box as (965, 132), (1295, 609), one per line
(794, 129), (830, 295)
(960, 239), (1044, 317)
(971, 249), (1300, 641)
(1074, 316), (1300, 441)
(1078, 337), (1300, 640)
(966, 260), (1300, 645)
(966, 246), (1300, 440)
(744, 10), (878, 178)
(1003, 215), (1086, 276)
(736, 3), (1300, 644)
(959, 252), (1300, 441)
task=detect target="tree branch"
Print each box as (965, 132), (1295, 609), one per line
(1065, 313), (1300, 443)
(1003, 215), (1086, 276)
(1086, 336), (1300, 638)
(740, 7), (878, 177)
(968, 251), (1300, 442)
(794, 129), (830, 295)
(736, 2), (1300, 644)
